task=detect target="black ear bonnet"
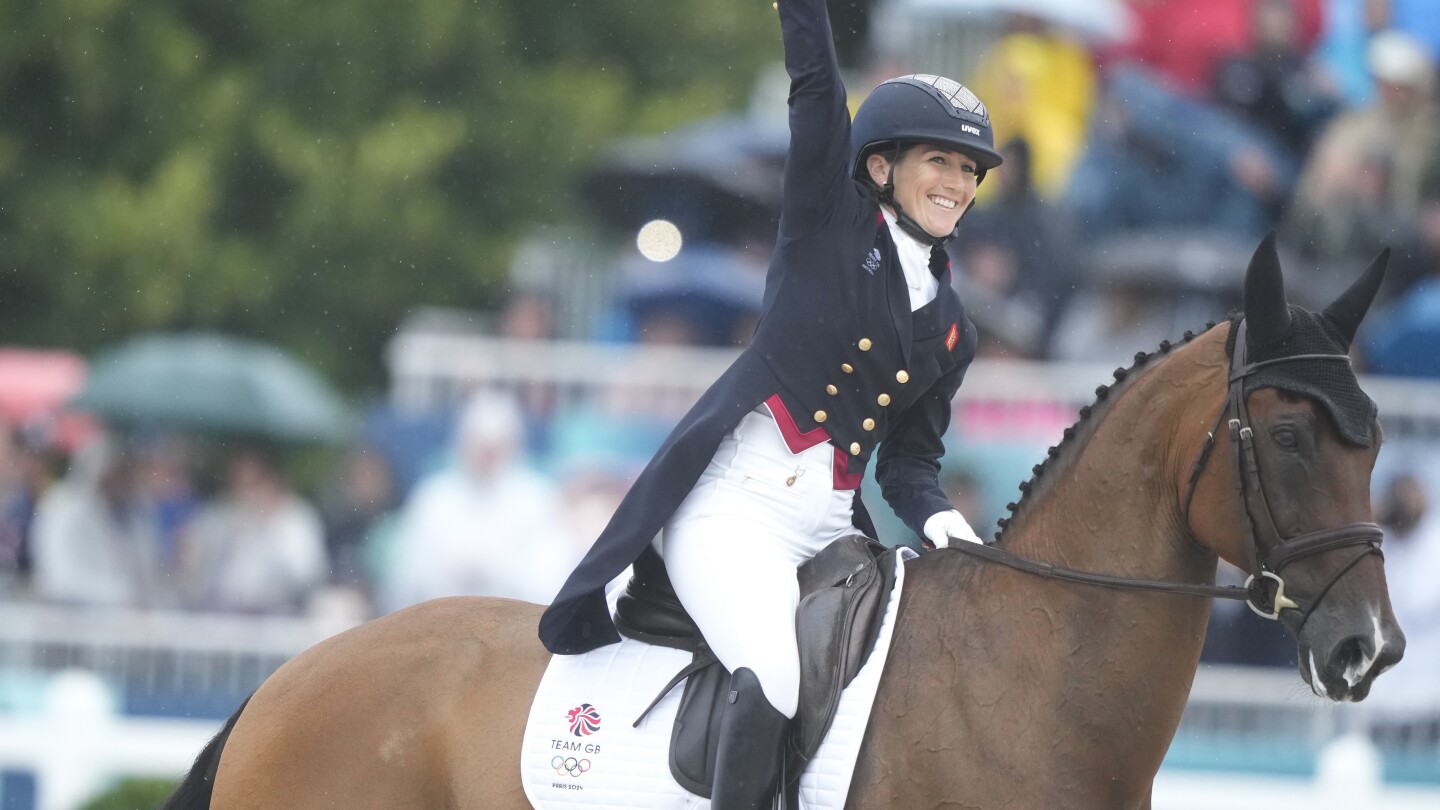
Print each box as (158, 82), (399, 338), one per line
(1226, 307), (1377, 447)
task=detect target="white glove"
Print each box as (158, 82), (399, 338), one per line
(923, 509), (983, 548)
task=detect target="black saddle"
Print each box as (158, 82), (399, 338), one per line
(614, 536), (899, 803)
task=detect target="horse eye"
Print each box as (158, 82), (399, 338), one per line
(1270, 426), (1299, 449)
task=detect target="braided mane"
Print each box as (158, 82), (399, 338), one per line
(991, 321), (1221, 542)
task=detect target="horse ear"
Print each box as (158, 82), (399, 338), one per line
(1323, 247), (1389, 347)
(1243, 232), (1291, 344)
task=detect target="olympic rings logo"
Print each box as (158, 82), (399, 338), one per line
(552, 756), (591, 778)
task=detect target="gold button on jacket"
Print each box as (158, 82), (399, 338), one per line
(896, 369), (910, 383)
(849, 442), (861, 455)
(841, 363), (854, 373)
(858, 338), (872, 351)
(826, 384), (838, 395)
(877, 393), (891, 406)
(814, 410), (827, 423)
(862, 418), (876, 431)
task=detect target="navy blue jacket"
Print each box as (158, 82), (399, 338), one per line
(539, 0), (977, 654)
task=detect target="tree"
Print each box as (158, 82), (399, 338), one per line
(0, 0), (779, 388)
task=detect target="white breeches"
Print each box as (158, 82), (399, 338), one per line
(656, 407), (855, 718)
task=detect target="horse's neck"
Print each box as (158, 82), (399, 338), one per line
(881, 332), (1232, 797)
(1001, 333), (1227, 584)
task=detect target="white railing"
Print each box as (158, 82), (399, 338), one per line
(385, 334), (1440, 441)
(0, 670), (217, 810)
(0, 602), (355, 708)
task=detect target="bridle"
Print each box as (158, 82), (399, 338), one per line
(948, 319), (1385, 628)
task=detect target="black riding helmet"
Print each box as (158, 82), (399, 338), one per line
(850, 74), (1003, 246)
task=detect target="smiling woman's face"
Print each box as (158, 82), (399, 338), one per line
(868, 144), (978, 237)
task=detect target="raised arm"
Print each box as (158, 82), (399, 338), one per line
(776, 0), (855, 237)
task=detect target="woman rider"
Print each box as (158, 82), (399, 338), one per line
(540, 0), (1002, 805)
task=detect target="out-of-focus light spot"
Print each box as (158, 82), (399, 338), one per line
(637, 219), (683, 262)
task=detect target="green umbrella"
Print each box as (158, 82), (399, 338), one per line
(70, 333), (354, 444)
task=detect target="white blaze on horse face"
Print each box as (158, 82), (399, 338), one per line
(1308, 651), (1330, 700)
(1342, 614), (1385, 691)
(1372, 614), (1397, 677)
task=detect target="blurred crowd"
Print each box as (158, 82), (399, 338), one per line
(954, 0), (1440, 370)
(0, 391), (616, 622)
(0, 0), (1438, 733)
(573, 0), (1440, 378)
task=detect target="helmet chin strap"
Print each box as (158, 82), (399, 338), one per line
(876, 154), (970, 249)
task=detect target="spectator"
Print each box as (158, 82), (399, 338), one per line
(378, 391), (575, 612)
(180, 444), (328, 614)
(1284, 30), (1436, 286)
(949, 138), (1079, 357)
(0, 427), (27, 583)
(1066, 65), (1295, 238)
(319, 443), (397, 591)
(30, 436), (169, 608)
(1315, 0), (1394, 106)
(0, 425), (61, 590)
(1360, 154), (1440, 364)
(497, 289), (563, 457)
(1115, 0), (1324, 100)
(970, 15), (1097, 199)
(1211, 0), (1340, 161)
(133, 434), (202, 572)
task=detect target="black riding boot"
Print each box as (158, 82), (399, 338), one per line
(710, 667), (790, 810)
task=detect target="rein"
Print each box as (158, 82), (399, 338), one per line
(948, 319), (1384, 624)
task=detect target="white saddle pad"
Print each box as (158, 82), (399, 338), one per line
(520, 548), (914, 810)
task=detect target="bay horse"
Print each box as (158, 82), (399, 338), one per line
(166, 238), (1404, 809)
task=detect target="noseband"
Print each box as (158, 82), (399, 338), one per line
(949, 319), (1384, 628)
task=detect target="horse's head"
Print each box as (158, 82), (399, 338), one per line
(1191, 234), (1404, 702)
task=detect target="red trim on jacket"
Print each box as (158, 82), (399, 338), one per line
(831, 447), (863, 490)
(762, 394), (829, 452)
(762, 395), (863, 491)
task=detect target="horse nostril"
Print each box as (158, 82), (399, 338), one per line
(1328, 635), (1375, 686)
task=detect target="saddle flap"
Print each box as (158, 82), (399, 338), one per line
(792, 535), (896, 762)
(662, 535), (898, 799)
(668, 643), (727, 798)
